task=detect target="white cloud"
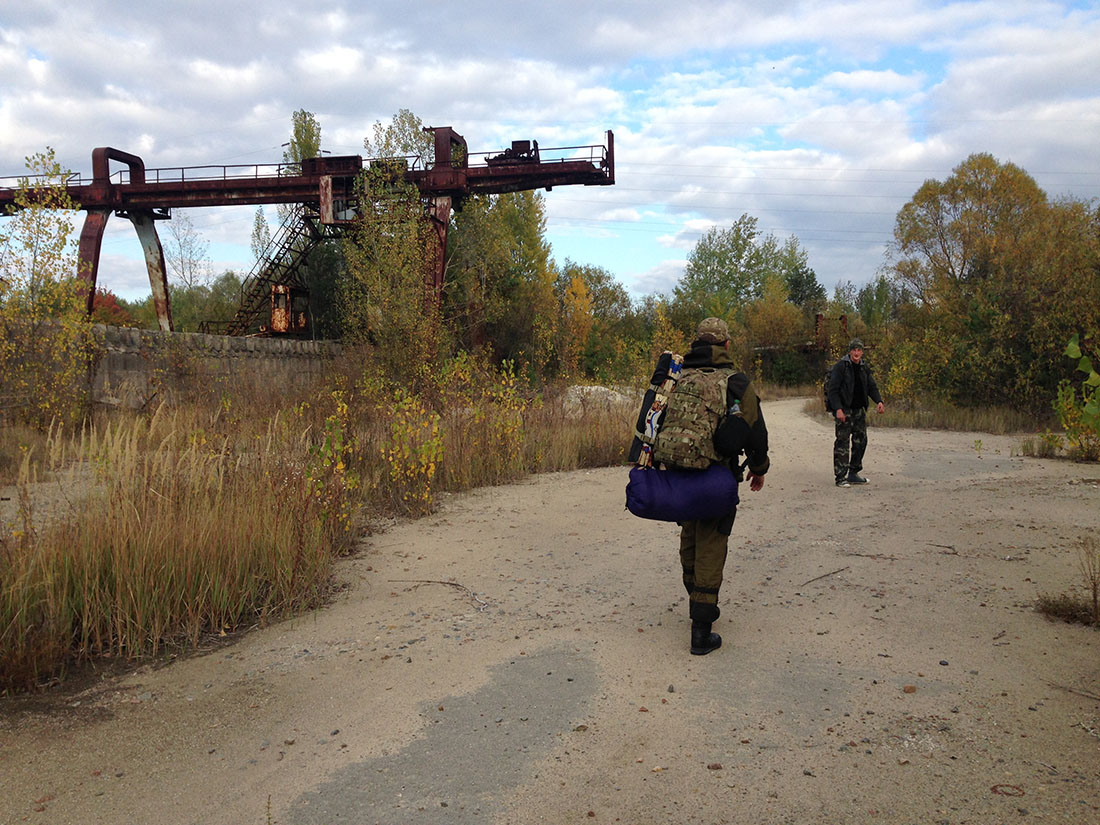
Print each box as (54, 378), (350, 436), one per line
(27, 57), (49, 84)
(630, 260), (685, 296)
(600, 207), (642, 223)
(656, 219), (717, 251)
(94, 252), (157, 299)
(293, 46), (366, 82)
(187, 59), (267, 95)
(822, 69), (924, 94)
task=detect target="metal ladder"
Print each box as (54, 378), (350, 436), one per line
(223, 206), (337, 336)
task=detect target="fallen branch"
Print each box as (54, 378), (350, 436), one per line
(799, 566), (850, 587)
(1045, 681), (1100, 703)
(389, 579), (490, 611)
(928, 543), (983, 559)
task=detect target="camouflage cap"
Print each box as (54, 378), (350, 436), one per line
(696, 317), (730, 344)
(848, 338), (865, 350)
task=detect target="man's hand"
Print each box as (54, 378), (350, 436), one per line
(747, 471), (765, 492)
(835, 409), (846, 423)
(875, 401), (885, 414)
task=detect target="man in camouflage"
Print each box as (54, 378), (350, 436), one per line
(673, 317), (769, 655)
(826, 338), (885, 487)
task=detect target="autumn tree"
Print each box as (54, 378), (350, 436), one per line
(0, 148), (92, 426)
(558, 275), (594, 376)
(649, 299), (692, 364)
(552, 260), (643, 380)
(887, 153), (1100, 410)
(445, 190), (557, 376)
(485, 191), (556, 376)
(90, 288), (133, 326)
(891, 153), (1047, 305)
(340, 110), (436, 366)
(743, 273), (804, 349)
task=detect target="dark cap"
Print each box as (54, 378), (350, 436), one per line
(848, 338), (865, 351)
(696, 317), (730, 344)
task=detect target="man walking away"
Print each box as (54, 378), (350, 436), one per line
(826, 338), (885, 487)
(652, 317), (769, 655)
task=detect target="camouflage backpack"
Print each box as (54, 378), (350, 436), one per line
(650, 367), (732, 470)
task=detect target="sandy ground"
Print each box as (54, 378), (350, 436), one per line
(2, 398), (1100, 825)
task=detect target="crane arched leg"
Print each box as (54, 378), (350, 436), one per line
(126, 209), (173, 332)
(77, 208), (111, 314)
(76, 207), (174, 331)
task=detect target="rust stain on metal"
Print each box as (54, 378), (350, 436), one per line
(267, 285), (309, 336)
(128, 209), (173, 331)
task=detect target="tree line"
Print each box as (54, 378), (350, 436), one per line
(6, 111), (1099, 425)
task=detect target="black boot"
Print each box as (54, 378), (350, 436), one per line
(690, 621), (722, 655)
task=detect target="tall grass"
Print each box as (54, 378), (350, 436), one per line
(0, 423), (50, 486)
(1, 400), (358, 692)
(1, 351), (636, 692)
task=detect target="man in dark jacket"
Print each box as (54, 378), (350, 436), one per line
(826, 338), (885, 487)
(677, 317), (769, 655)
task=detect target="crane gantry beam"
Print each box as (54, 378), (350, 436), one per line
(0, 127), (614, 333)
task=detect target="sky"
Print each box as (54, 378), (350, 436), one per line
(2, 1), (1098, 302)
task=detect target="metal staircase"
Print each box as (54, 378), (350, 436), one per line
(223, 206), (340, 336)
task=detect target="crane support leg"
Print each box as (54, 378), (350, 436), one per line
(77, 209), (110, 314)
(426, 195), (451, 308)
(127, 209), (173, 332)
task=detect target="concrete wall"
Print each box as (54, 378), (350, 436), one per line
(90, 324), (342, 407)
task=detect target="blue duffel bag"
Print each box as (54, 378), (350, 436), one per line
(625, 464), (739, 522)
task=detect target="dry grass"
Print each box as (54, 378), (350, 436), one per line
(757, 381), (819, 402)
(1, 397), (359, 692)
(0, 424), (51, 486)
(1, 355), (636, 692)
(800, 396), (1042, 435)
(1036, 537), (1100, 629)
(1036, 593), (1099, 627)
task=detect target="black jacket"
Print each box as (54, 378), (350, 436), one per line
(826, 354), (883, 415)
(682, 341), (770, 477)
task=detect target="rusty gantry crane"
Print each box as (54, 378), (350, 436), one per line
(0, 128), (614, 335)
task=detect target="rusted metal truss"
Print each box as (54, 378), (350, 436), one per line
(0, 128), (615, 334)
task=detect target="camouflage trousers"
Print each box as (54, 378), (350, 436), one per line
(679, 510), (736, 623)
(833, 407), (868, 481)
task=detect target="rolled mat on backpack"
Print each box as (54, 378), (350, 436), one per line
(625, 464), (739, 522)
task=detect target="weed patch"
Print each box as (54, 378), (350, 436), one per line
(1036, 536), (1100, 629)
(1036, 593), (1098, 627)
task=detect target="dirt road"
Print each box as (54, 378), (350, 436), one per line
(3, 398), (1099, 824)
